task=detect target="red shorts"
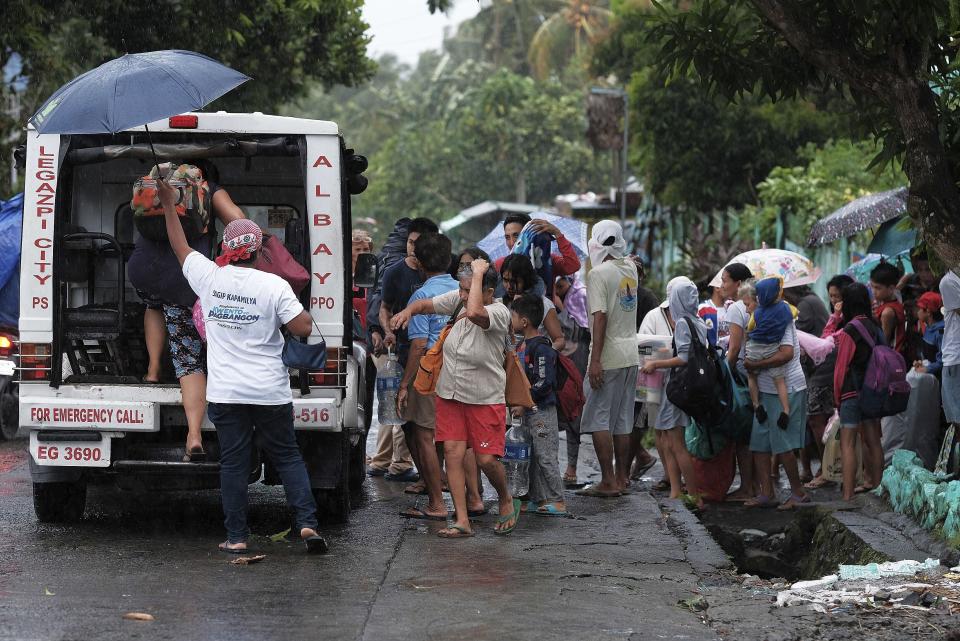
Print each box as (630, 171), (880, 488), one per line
(434, 396), (506, 456)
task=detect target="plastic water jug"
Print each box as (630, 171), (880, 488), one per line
(502, 416), (531, 496)
(376, 351), (402, 426)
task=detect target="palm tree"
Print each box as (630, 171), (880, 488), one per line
(528, 1), (615, 80)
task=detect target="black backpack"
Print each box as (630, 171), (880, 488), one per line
(666, 317), (726, 426)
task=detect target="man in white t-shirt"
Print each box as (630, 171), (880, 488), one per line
(157, 178), (326, 555)
(577, 221), (641, 497)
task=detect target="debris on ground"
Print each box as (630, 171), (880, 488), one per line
(775, 560), (960, 615)
(838, 558), (941, 580)
(122, 612), (155, 621)
(677, 595), (709, 612)
(230, 554), (267, 566)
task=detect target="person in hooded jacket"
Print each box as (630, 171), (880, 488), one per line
(366, 218), (411, 353)
(640, 279), (705, 506)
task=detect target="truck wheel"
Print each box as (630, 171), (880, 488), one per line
(0, 383), (18, 440)
(33, 481), (87, 523)
(348, 438), (366, 500)
(313, 486), (350, 525)
(313, 434), (351, 524)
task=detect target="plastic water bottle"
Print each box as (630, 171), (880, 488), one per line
(376, 351), (402, 425)
(502, 416), (530, 496)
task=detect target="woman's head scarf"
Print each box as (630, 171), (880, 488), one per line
(661, 276), (694, 309)
(668, 278), (699, 322)
(588, 220), (627, 266)
(216, 219), (263, 266)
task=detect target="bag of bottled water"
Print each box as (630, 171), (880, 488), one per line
(376, 351), (402, 426)
(502, 416), (531, 496)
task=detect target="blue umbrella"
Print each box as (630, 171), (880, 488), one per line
(477, 212), (588, 263)
(30, 50), (250, 134)
(846, 253), (912, 284)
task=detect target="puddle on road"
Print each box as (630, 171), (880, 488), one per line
(697, 505), (887, 581)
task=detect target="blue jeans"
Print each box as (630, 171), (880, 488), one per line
(208, 402), (318, 543)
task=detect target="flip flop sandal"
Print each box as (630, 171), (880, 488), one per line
(303, 535), (329, 554)
(182, 446), (206, 463)
(399, 507), (449, 521)
(218, 541), (248, 554)
(630, 459), (657, 480)
(534, 504), (568, 517)
(467, 507), (489, 518)
(853, 485), (876, 494)
(744, 495), (775, 509)
(575, 485), (621, 498)
(403, 485), (428, 495)
(651, 480), (671, 492)
(438, 524), (474, 539)
(777, 494), (811, 511)
(804, 477), (834, 490)
(494, 498), (522, 535)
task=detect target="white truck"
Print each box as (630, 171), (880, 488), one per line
(17, 112), (376, 524)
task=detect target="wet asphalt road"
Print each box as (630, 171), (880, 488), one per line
(0, 421), (729, 641)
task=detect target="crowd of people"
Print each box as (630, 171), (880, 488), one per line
(359, 212), (960, 536)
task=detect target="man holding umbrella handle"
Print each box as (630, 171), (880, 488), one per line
(156, 177), (328, 554)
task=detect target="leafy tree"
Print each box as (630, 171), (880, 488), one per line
(1, 0), (375, 194)
(646, 0), (960, 267)
(528, 1), (614, 80)
(742, 139), (906, 246)
(594, 2), (852, 214)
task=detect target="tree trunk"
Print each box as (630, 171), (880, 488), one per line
(515, 171), (527, 203)
(889, 79), (960, 269)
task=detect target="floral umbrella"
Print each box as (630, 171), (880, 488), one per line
(709, 246), (822, 288)
(806, 187), (908, 247)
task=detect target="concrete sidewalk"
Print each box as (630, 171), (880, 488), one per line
(362, 490), (728, 641)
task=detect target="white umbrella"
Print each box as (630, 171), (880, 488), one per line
(709, 247), (822, 288)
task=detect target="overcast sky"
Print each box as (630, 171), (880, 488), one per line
(361, 0), (483, 66)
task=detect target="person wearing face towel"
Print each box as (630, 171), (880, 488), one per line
(575, 221), (642, 498)
(641, 279), (705, 507)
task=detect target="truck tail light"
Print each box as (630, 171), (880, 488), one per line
(19, 343), (52, 381)
(309, 347), (348, 387)
(0, 335), (12, 357)
(168, 115), (198, 129)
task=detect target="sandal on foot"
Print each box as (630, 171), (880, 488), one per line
(744, 495), (775, 509)
(467, 507), (489, 517)
(853, 485), (876, 494)
(494, 498), (522, 535)
(575, 485), (621, 498)
(652, 479), (671, 492)
(399, 507), (448, 521)
(183, 446), (206, 463)
(535, 504), (568, 517)
(218, 541), (248, 554)
(804, 477), (834, 490)
(438, 524), (474, 539)
(777, 494), (811, 511)
(403, 484), (428, 495)
(300, 529), (328, 554)
(630, 458), (656, 480)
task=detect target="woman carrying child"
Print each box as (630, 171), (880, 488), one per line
(742, 277), (795, 430)
(834, 283), (887, 500)
(510, 294), (567, 516)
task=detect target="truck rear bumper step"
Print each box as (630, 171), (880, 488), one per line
(112, 460), (221, 472)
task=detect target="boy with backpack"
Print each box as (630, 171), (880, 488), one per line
(834, 283), (910, 500)
(510, 294), (567, 516)
(742, 277), (796, 430)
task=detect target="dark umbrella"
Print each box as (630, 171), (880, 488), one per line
(866, 216), (917, 258)
(806, 187), (908, 247)
(30, 50), (250, 171)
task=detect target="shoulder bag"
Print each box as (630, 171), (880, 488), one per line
(413, 301), (464, 395)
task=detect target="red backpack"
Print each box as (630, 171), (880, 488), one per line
(555, 353), (586, 422)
